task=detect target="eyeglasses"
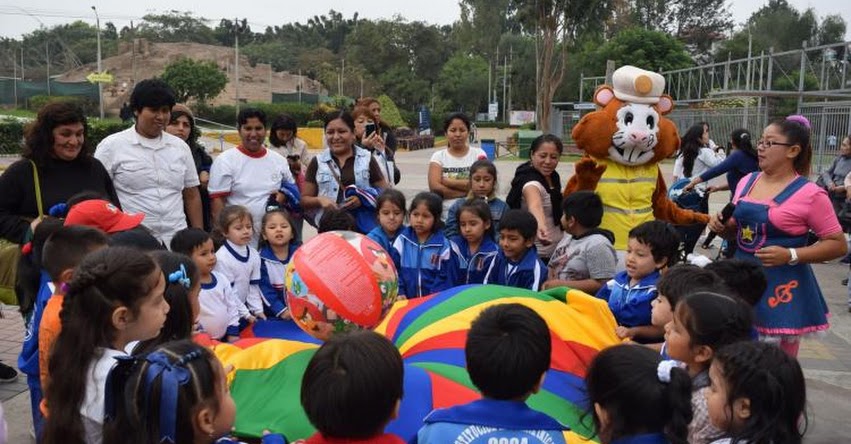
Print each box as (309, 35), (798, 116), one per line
(756, 139), (794, 149)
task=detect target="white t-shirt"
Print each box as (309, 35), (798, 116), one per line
(214, 240), (263, 318)
(208, 146), (294, 244)
(673, 147), (725, 191)
(198, 271), (241, 339)
(429, 147), (487, 217)
(95, 127), (200, 246)
(81, 347), (129, 444)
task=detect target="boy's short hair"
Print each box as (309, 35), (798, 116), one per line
(465, 304), (551, 400)
(129, 78), (176, 112)
(301, 331), (403, 439)
(656, 264), (726, 308)
(628, 221), (680, 266)
(318, 208), (357, 233)
(704, 259), (766, 306)
(42, 226), (109, 282)
(170, 228), (212, 256)
(498, 209), (537, 241)
(562, 191), (603, 228)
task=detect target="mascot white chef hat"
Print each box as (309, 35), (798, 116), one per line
(611, 66), (665, 105)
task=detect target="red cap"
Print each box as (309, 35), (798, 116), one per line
(64, 199), (145, 233)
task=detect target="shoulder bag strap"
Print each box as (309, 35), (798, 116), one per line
(29, 160), (44, 218)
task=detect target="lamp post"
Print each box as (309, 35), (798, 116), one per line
(91, 6), (104, 119)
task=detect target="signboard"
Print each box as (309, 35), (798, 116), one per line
(509, 111), (536, 126)
(573, 102), (596, 110)
(86, 72), (114, 83)
(488, 102), (499, 121)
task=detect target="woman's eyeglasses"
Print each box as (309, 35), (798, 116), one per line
(756, 139), (794, 148)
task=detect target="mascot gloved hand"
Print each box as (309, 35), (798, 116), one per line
(563, 65), (710, 250)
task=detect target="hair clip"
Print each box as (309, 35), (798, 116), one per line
(785, 114), (811, 130)
(48, 202), (68, 218)
(657, 360), (683, 383)
(740, 132), (750, 141)
(168, 264), (191, 289)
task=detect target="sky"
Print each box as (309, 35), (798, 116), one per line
(0, 0), (848, 40)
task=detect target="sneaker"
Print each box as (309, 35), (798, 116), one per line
(0, 362), (18, 383)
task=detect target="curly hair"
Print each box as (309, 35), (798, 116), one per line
(23, 101), (90, 167)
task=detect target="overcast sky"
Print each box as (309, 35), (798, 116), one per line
(0, 0), (848, 40)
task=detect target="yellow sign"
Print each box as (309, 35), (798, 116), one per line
(86, 72), (114, 83)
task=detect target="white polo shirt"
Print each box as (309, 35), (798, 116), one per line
(95, 127), (200, 246)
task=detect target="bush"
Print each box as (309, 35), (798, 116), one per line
(195, 102), (318, 128)
(87, 120), (133, 149)
(0, 118), (25, 155)
(27, 95), (99, 116)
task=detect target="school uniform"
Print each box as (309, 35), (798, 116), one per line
(392, 226), (453, 298)
(367, 226), (398, 255)
(198, 271), (241, 340)
(215, 240), (263, 318)
(483, 246), (547, 291)
(596, 270), (660, 328)
(448, 235), (499, 285)
(259, 244), (299, 318)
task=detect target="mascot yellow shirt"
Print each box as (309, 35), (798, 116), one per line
(594, 158), (658, 250)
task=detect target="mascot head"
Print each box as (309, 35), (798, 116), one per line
(572, 65), (679, 166)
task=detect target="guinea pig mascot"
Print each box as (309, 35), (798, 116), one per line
(563, 65), (708, 252)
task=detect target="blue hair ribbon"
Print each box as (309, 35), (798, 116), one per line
(142, 350), (202, 443)
(168, 264), (191, 289)
(48, 202), (68, 218)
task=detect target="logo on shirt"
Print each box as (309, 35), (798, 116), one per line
(737, 223), (767, 253)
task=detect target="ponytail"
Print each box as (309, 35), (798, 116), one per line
(664, 366), (693, 444)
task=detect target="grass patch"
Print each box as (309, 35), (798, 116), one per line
(0, 109), (36, 119)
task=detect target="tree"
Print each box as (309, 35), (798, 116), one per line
(161, 58), (228, 104)
(629, 0), (732, 60)
(436, 53), (489, 113)
(136, 11), (217, 44)
(586, 27), (693, 73)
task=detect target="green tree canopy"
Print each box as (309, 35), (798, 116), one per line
(161, 58), (228, 104)
(436, 53), (488, 113)
(585, 27), (694, 73)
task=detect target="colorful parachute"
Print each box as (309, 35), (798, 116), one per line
(211, 285), (622, 442)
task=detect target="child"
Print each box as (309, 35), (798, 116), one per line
(597, 220), (680, 341)
(483, 209), (547, 291)
(585, 344), (692, 444)
(447, 199), (499, 285)
(171, 228), (240, 342)
(215, 205), (265, 323)
(41, 247), (170, 444)
(664, 291), (754, 444)
(543, 191), (617, 295)
(317, 207), (357, 233)
(444, 159), (509, 239)
(418, 303), (569, 443)
(258, 209), (300, 319)
(392, 192), (453, 298)
(132, 251), (200, 355)
(706, 341), (807, 444)
(368, 189), (406, 254)
(297, 331), (405, 443)
(103, 339), (284, 444)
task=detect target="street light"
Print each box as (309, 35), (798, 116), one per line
(91, 6), (104, 119)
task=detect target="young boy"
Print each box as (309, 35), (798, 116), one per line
(296, 330), (404, 444)
(37, 226), (109, 404)
(483, 209), (547, 291)
(317, 208), (357, 233)
(596, 220), (679, 341)
(171, 228), (240, 342)
(543, 191), (617, 294)
(418, 304), (569, 443)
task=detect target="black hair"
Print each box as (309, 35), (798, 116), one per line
(259, 208), (299, 250)
(301, 331), (403, 439)
(466, 304), (551, 400)
(133, 252), (199, 355)
(676, 291), (753, 351)
(169, 228), (212, 257)
(771, 118), (813, 176)
(443, 112), (471, 132)
(15, 217), (64, 316)
(468, 159), (498, 199)
(704, 259), (766, 307)
(376, 188), (406, 214)
(104, 340), (222, 444)
(318, 208), (357, 233)
(498, 209), (537, 241)
(562, 191), (604, 229)
(129, 79), (176, 112)
(713, 341), (807, 444)
(108, 226), (165, 252)
(23, 101), (91, 167)
(324, 110), (356, 132)
(42, 226), (109, 282)
(628, 221), (680, 267)
(530, 133), (564, 155)
(584, 344), (692, 444)
(269, 114), (299, 147)
(168, 109), (200, 149)
(457, 198), (494, 239)
(66, 191), (108, 210)
(237, 107), (267, 128)
(731, 128), (755, 158)
(43, 247), (162, 444)
(656, 264), (726, 310)
(679, 123), (707, 178)
(409, 192), (444, 232)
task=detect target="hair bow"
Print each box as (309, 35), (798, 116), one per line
(48, 202), (68, 218)
(657, 359), (684, 383)
(168, 264), (191, 289)
(143, 350), (202, 443)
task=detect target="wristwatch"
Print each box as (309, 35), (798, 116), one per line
(788, 248), (799, 265)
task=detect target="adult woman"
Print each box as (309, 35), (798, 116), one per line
(165, 104), (213, 231)
(302, 111), (388, 233)
(0, 101), (119, 244)
(709, 116), (847, 358)
(268, 113), (312, 171)
(352, 105), (400, 186)
(428, 113), (487, 218)
(357, 96), (398, 151)
(818, 134), (851, 212)
(506, 134), (564, 261)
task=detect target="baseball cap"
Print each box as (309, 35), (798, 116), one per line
(64, 199), (145, 233)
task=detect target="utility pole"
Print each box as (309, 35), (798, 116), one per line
(46, 39), (50, 96)
(91, 6), (103, 119)
(234, 18), (241, 117)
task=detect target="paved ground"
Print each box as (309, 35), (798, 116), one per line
(1, 148), (850, 440)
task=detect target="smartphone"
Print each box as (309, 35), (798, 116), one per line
(365, 122), (377, 138)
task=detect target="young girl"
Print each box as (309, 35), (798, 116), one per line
(258, 208), (300, 320)
(392, 192), (453, 298)
(133, 251), (200, 355)
(448, 199), (499, 285)
(368, 189), (406, 254)
(41, 247), (170, 444)
(215, 205), (265, 324)
(664, 291), (754, 444)
(706, 341), (807, 444)
(103, 340), (284, 444)
(585, 344), (692, 444)
(444, 159), (508, 240)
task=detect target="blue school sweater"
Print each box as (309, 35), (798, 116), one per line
(259, 243), (299, 318)
(448, 235), (499, 285)
(391, 226), (453, 298)
(367, 226), (398, 255)
(483, 246), (547, 291)
(596, 270), (660, 328)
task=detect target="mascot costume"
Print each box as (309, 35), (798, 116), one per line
(563, 65), (709, 250)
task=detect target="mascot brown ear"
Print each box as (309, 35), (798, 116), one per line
(594, 86), (616, 107)
(656, 95), (675, 115)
